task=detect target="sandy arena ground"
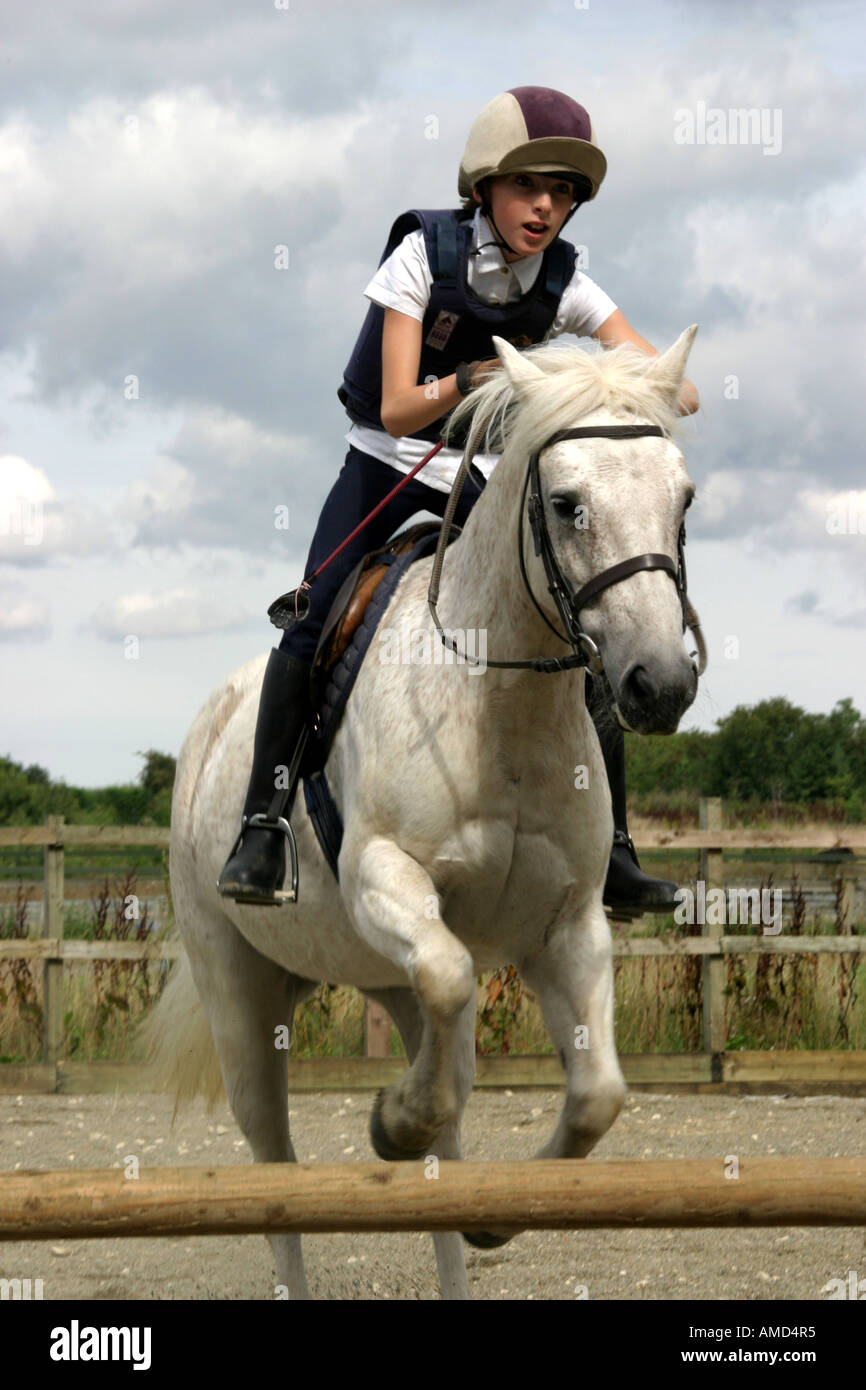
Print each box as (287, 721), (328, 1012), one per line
(1, 1088), (864, 1301)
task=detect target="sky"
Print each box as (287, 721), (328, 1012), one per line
(1, 0), (864, 788)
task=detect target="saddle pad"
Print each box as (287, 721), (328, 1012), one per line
(302, 523), (458, 881)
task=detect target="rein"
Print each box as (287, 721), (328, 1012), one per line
(427, 423), (707, 676)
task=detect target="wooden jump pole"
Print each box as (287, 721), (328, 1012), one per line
(1, 1159), (864, 1240)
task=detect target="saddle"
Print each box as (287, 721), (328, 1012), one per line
(311, 520), (446, 695)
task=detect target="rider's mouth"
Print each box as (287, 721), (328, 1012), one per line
(523, 223), (548, 237)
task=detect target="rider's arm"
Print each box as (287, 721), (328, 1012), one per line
(592, 309), (700, 416)
(380, 308), (499, 438)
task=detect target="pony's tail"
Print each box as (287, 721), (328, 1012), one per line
(142, 952), (225, 1122)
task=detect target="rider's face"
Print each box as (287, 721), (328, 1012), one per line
(474, 172), (576, 261)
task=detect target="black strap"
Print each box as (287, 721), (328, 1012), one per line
(542, 425), (666, 445)
(432, 215), (458, 284)
(571, 554), (677, 611)
(542, 239), (570, 300)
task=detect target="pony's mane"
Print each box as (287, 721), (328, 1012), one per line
(445, 339), (682, 464)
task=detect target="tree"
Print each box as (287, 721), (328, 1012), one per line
(137, 750), (176, 796)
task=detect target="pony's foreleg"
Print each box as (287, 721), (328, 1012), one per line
(344, 837), (476, 1160)
(363, 986), (475, 1300)
(464, 901), (626, 1250)
(183, 918), (316, 1300)
(522, 902), (627, 1158)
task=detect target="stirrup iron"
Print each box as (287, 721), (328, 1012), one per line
(219, 811), (300, 906)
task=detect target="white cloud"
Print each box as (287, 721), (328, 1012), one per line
(695, 470), (747, 528)
(0, 89), (372, 422)
(88, 586), (253, 638)
(115, 406), (322, 553)
(0, 453), (117, 563)
(0, 578), (50, 640)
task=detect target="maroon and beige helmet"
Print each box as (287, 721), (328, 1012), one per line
(458, 86), (607, 201)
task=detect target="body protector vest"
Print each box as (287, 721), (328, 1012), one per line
(338, 208), (577, 444)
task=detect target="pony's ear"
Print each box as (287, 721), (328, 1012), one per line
(491, 335), (546, 397)
(645, 324), (698, 402)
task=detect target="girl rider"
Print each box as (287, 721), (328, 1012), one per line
(218, 86), (699, 911)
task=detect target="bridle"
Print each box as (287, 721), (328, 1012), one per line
(427, 422), (707, 676)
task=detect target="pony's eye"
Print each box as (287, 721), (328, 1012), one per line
(551, 495), (578, 522)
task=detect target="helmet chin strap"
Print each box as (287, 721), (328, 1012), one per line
(470, 179), (580, 263)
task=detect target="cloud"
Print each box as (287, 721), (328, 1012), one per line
(0, 1), (407, 125)
(115, 406), (326, 553)
(785, 589), (819, 615)
(0, 87), (373, 432)
(783, 587), (866, 630)
(87, 586), (255, 639)
(0, 454), (113, 564)
(0, 578), (50, 640)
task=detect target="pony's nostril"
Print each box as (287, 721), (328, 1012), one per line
(625, 664), (658, 708)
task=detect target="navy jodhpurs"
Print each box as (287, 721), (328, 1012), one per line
(278, 444), (483, 666)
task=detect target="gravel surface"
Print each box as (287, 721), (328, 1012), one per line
(2, 1089), (864, 1301)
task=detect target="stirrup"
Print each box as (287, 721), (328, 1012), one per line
(612, 827), (640, 865)
(219, 812), (300, 905)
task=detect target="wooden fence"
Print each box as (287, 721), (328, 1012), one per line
(1, 805), (864, 1093)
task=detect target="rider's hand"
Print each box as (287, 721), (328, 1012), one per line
(470, 358), (503, 388)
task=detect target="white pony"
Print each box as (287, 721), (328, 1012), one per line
(148, 326), (701, 1299)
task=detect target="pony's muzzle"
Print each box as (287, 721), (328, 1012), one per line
(614, 657), (697, 735)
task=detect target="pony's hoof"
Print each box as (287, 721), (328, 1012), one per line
(462, 1230), (515, 1249)
(369, 1089), (430, 1162)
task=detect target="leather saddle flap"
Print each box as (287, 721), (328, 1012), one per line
(312, 520), (446, 687)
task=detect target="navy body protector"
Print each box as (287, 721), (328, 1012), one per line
(301, 525), (457, 880)
(338, 208), (577, 444)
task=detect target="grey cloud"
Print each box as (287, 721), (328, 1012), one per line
(116, 410), (333, 556)
(0, 3), (862, 570)
(87, 586), (257, 639)
(0, 1), (409, 122)
(786, 589), (819, 615)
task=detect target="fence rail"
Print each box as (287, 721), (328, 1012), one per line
(1, 1158), (864, 1240)
(1, 806), (863, 1088)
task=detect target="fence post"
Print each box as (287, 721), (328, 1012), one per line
(363, 1000), (392, 1058)
(839, 863), (856, 935)
(42, 816), (65, 1078)
(699, 797), (725, 1058)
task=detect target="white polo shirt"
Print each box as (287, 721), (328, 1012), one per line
(345, 207), (617, 494)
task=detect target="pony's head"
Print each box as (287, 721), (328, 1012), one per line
(446, 328), (700, 734)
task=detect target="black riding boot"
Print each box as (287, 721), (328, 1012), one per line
(217, 648), (312, 905)
(587, 679), (679, 914)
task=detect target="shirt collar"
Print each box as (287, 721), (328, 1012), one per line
(470, 207), (543, 293)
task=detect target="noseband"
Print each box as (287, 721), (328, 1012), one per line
(428, 423), (707, 676)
